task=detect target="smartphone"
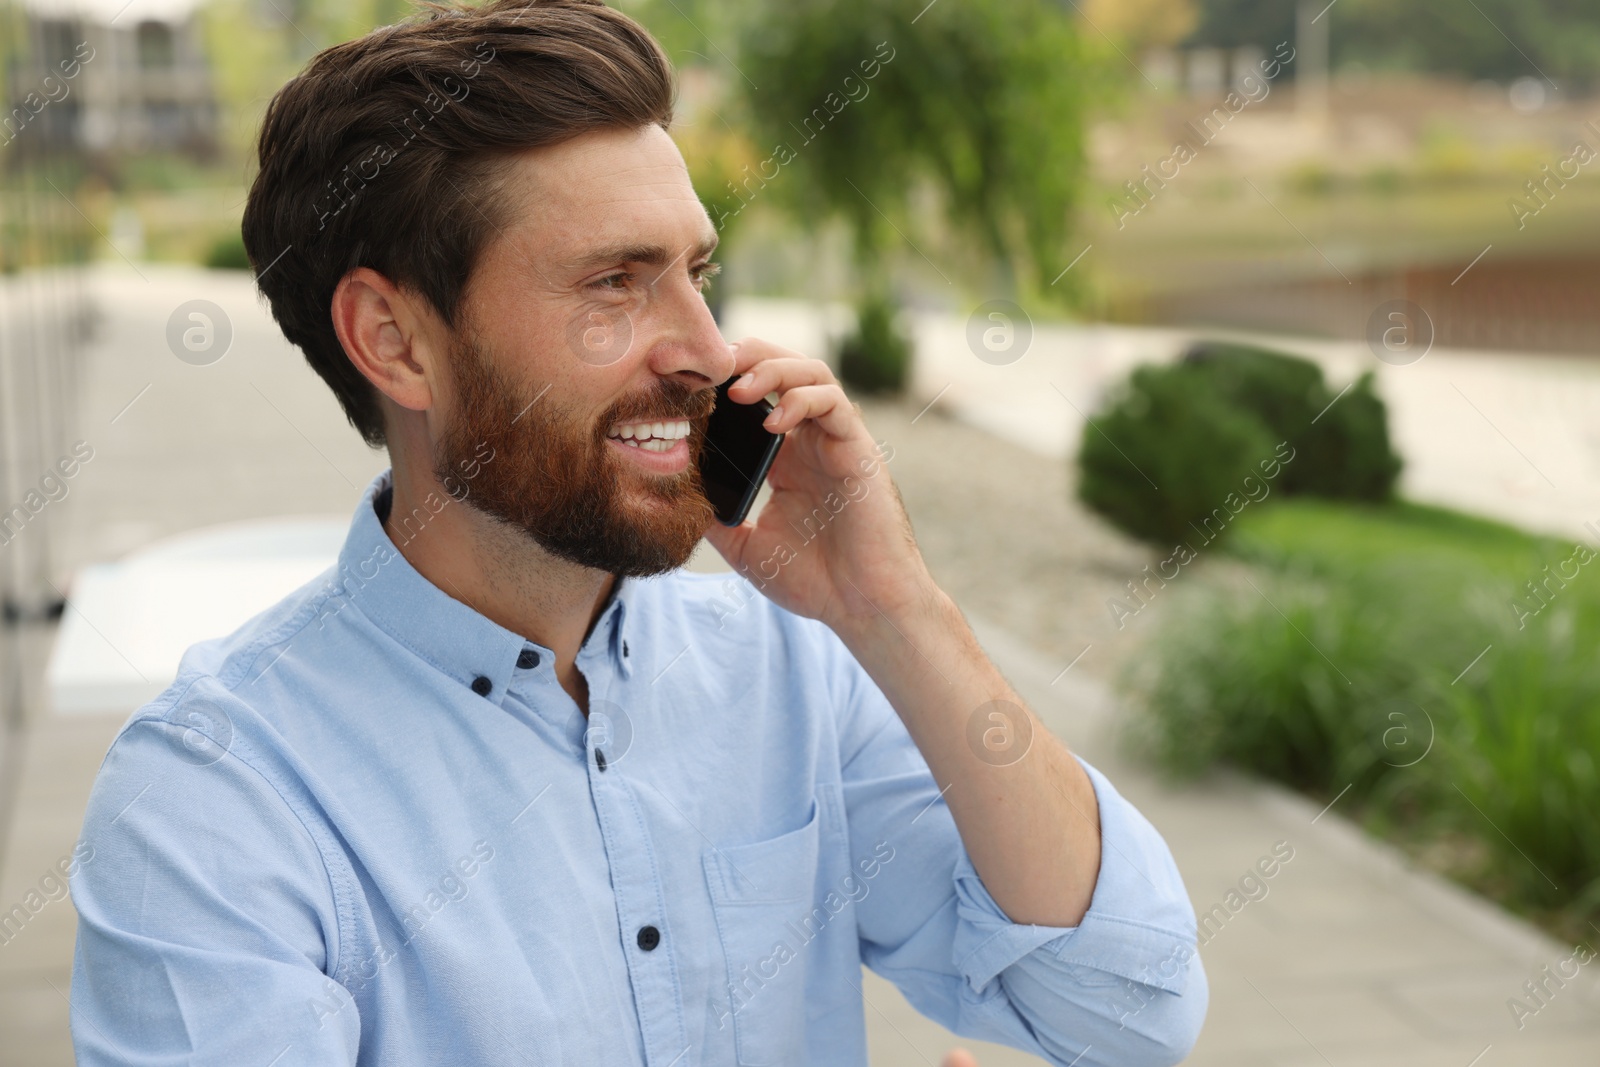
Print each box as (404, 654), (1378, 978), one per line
(699, 378), (784, 526)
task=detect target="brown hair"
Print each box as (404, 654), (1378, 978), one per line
(241, 0), (676, 448)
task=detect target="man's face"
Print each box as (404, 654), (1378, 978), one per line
(431, 125), (736, 576)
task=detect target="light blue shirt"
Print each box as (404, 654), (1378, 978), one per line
(70, 468), (1206, 1066)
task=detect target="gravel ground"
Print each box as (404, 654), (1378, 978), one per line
(854, 395), (1179, 687)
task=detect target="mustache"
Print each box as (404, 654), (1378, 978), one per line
(597, 379), (715, 433)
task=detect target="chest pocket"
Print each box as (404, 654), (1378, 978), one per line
(703, 793), (823, 1066)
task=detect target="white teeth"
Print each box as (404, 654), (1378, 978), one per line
(607, 419), (691, 442)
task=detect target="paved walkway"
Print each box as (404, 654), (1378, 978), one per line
(2, 266), (1598, 1064)
(900, 621), (1600, 1067)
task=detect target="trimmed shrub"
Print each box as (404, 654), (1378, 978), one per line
(1077, 361), (1277, 545)
(1184, 342), (1401, 500)
(204, 229), (251, 271)
(837, 293), (911, 395)
(1078, 341), (1403, 543)
(1302, 370), (1403, 500)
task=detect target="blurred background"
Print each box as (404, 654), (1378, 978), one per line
(3, 0), (1600, 1063)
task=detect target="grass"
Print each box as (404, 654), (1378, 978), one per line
(1125, 498), (1600, 941)
(1229, 498), (1564, 576)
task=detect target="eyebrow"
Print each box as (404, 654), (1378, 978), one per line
(565, 233), (720, 275)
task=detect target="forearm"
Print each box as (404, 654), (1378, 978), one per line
(832, 584), (1102, 927)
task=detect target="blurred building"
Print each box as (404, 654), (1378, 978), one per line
(3, 0), (219, 163)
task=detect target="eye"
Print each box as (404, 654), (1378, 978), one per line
(591, 271), (634, 291)
(692, 260), (722, 291)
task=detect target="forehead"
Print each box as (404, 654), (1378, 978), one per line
(499, 125), (715, 266)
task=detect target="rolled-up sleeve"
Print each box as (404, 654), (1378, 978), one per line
(827, 625), (1207, 1067)
(949, 758), (1208, 1066)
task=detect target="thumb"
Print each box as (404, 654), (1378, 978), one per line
(940, 1049), (979, 1067)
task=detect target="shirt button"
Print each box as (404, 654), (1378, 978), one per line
(636, 925), (660, 951)
(470, 675), (492, 697)
(517, 648), (540, 670)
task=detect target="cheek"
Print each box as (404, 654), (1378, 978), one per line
(559, 296), (639, 369)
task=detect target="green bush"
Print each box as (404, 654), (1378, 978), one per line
(1439, 615), (1600, 916)
(1183, 342), (1402, 500)
(837, 293), (911, 395)
(1126, 499), (1600, 935)
(1128, 569), (1429, 796)
(1077, 362), (1276, 545)
(204, 229), (251, 271)
(1077, 342), (1402, 544)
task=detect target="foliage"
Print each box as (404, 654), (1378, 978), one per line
(204, 228), (252, 270)
(199, 0), (413, 163)
(1130, 568), (1425, 794)
(1077, 360), (1276, 544)
(735, 0), (1089, 301)
(118, 154), (237, 193)
(836, 290), (911, 394)
(1126, 498), (1600, 933)
(1076, 344), (1401, 545)
(1183, 342), (1401, 500)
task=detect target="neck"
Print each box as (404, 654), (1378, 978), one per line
(382, 461), (614, 712)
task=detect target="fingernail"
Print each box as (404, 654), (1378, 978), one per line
(734, 373), (754, 389)
(765, 405), (783, 426)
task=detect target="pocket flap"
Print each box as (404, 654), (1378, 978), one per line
(704, 794), (821, 905)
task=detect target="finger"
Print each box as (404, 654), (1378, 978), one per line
(729, 356), (836, 403)
(764, 383), (863, 440)
(940, 1050), (979, 1067)
(725, 336), (808, 378)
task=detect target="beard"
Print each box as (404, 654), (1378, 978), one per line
(432, 331), (717, 577)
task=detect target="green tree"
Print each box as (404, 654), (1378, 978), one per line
(730, 0), (1091, 391)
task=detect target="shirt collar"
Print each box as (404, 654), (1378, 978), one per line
(334, 469), (635, 702)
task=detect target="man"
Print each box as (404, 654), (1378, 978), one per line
(69, 2), (1207, 1064)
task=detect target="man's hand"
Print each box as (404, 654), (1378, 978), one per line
(942, 1049), (979, 1067)
(699, 337), (940, 640)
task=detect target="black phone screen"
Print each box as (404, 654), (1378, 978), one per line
(698, 379), (784, 526)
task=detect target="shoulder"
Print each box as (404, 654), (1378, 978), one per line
(90, 564), (344, 807)
(171, 561), (345, 688)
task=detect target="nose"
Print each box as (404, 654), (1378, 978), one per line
(643, 273), (736, 388)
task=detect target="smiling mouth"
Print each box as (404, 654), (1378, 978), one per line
(605, 418), (692, 453)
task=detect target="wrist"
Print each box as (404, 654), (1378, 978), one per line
(828, 573), (956, 655)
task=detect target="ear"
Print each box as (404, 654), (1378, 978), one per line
(331, 267), (441, 415)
